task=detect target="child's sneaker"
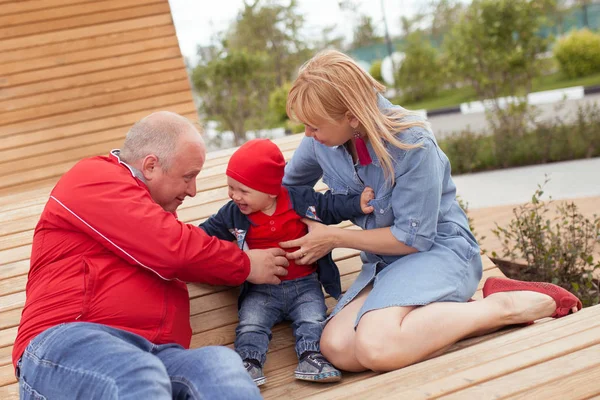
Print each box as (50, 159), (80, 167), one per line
(243, 359), (266, 386)
(294, 352), (342, 383)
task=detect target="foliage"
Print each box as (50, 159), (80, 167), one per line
(396, 32), (442, 103)
(226, 0), (312, 86)
(456, 196), (486, 246)
(444, 0), (556, 153)
(193, 0), (314, 144)
(439, 102), (600, 174)
(191, 50), (272, 145)
(491, 180), (600, 307)
(369, 59), (384, 83)
(267, 82), (292, 128)
(554, 28), (600, 78)
(444, 0), (554, 100)
(422, 0), (467, 46)
(352, 15), (383, 49)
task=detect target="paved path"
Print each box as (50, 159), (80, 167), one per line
(430, 93), (600, 139)
(453, 157), (600, 209)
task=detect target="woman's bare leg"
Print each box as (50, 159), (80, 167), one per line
(320, 286), (376, 372)
(353, 291), (560, 372)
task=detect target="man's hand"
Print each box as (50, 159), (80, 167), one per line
(361, 186), (375, 214)
(245, 248), (289, 285)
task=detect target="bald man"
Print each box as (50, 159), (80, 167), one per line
(13, 112), (285, 399)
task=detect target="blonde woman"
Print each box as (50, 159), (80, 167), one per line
(280, 50), (582, 372)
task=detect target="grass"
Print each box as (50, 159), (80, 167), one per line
(401, 71), (600, 111)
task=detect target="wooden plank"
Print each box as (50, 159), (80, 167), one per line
(0, 326), (18, 348)
(0, 275), (26, 298)
(1, 46), (182, 90)
(1, 35), (179, 78)
(0, 68), (189, 117)
(0, 345), (12, 366)
(0, 24), (175, 66)
(0, 14), (173, 52)
(0, 57), (184, 103)
(0, 246), (31, 266)
(0, 107), (197, 191)
(296, 308), (600, 400)
(1, 89), (192, 137)
(439, 345), (600, 399)
(2, 0), (99, 15)
(0, 3), (171, 41)
(0, 0), (161, 28)
(0, 384), (17, 400)
(0, 261), (29, 281)
(0, 231), (35, 252)
(1, 138), (124, 177)
(506, 368), (600, 399)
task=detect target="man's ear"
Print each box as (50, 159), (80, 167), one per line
(345, 111), (360, 129)
(140, 154), (160, 181)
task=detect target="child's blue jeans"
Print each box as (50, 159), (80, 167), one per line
(235, 272), (327, 365)
(16, 322), (261, 399)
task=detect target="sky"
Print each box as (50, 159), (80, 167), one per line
(167, 0), (424, 66)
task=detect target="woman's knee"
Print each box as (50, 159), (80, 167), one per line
(354, 308), (414, 371)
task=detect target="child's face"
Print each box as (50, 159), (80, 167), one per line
(227, 177), (277, 215)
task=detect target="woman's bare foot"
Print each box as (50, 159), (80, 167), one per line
(485, 290), (579, 325)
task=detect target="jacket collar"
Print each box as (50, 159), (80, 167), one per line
(110, 149), (147, 184)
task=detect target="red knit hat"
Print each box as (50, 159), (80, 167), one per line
(226, 139), (285, 195)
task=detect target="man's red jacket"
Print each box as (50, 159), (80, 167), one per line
(13, 152), (251, 368)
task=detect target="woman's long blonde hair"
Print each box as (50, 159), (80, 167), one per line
(286, 49), (427, 184)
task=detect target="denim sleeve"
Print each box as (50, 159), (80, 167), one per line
(389, 137), (442, 252)
(283, 136), (323, 187)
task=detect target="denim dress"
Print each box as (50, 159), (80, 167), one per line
(282, 95), (483, 326)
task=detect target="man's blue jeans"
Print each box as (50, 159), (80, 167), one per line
(16, 322), (262, 399)
(235, 273), (327, 365)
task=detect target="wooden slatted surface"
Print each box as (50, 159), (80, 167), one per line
(2, 132), (598, 399)
(0, 0), (196, 193)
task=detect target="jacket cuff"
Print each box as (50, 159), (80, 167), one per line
(351, 194), (364, 217)
(236, 252), (252, 285)
(390, 225), (434, 252)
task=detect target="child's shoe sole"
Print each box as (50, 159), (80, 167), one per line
(294, 371), (342, 383)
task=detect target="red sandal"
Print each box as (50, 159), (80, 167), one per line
(482, 277), (582, 318)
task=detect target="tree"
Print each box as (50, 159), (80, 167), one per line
(444, 0), (556, 164)
(395, 33), (442, 103)
(352, 15), (383, 49)
(226, 0), (311, 86)
(191, 51), (272, 145)
(426, 0), (466, 45)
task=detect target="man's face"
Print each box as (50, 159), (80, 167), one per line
(146, 137), (205, 213)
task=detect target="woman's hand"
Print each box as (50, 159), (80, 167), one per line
(279, 218), (339, 265)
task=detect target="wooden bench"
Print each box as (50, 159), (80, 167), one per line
(2, 133), (600, 399)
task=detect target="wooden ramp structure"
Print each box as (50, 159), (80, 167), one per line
(2, 134), (600, 399)
(2, 0), (600, 397)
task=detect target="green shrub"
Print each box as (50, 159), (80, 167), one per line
(491, 180), (600, 307)
(396, 33), (442, 103)
(268, 82), (292, 127)
(369, 59), (384, 84)
(440, 102), (600, 174)
(554, 29), (600, 79)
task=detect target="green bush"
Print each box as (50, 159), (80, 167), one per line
(491, 180), (600, 307)
(369, 59), (384, 84)
(396, 33), (442, 103)
(554, 29), (600, 79)
(440, 102), (600, 174)
(267, 82), (292, 127)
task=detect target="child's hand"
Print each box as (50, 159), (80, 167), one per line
(360, 187), (375, 214)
